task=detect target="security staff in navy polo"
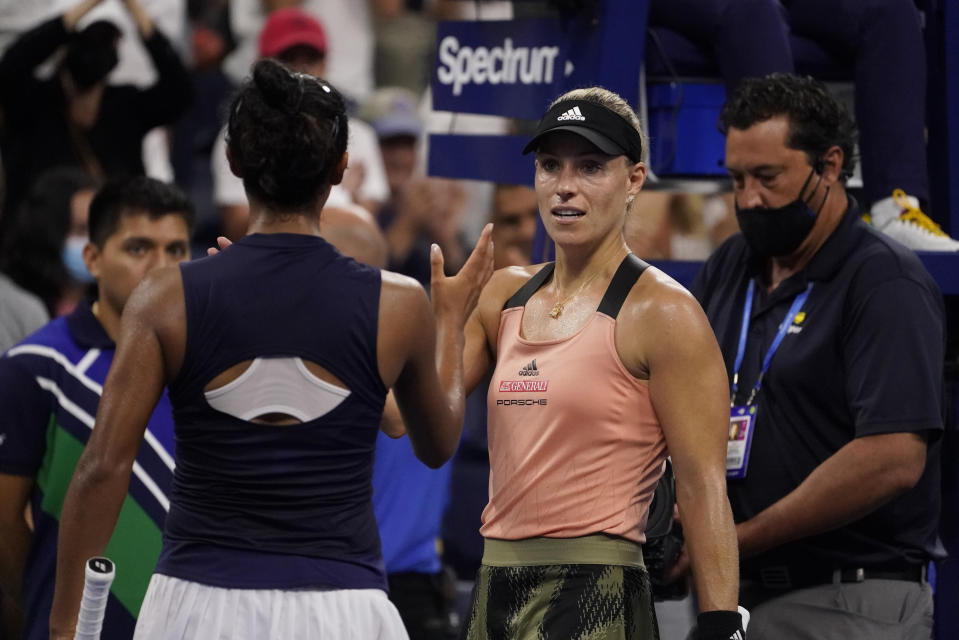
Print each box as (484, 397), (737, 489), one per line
(683, 73), (944, 639)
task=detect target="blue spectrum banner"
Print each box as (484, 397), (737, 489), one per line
(431, 5), (646, 119)
(428, 3), (647, 187)
(433, 19), (570, 119)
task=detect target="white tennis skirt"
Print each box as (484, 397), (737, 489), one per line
(133, 574), (410, 640)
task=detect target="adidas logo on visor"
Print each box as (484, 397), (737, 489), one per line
(557, 106), (586, 121)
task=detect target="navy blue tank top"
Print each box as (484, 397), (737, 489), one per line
(158, 233), (388, 591)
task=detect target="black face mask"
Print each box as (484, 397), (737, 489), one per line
(735, 167), (829, 257)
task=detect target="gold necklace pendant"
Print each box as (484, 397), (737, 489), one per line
(548, 269), (603, 320)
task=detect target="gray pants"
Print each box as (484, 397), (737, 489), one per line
(740, 579), (934, 640)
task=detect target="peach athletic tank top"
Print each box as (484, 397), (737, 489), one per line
(481, 255), (667, 543)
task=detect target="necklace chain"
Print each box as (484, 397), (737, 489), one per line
(549, 270), (603, 319)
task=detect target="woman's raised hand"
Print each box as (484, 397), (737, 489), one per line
(430, 223), (494, 324)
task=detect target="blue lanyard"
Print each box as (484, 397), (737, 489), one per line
(731, 280), (813, 406)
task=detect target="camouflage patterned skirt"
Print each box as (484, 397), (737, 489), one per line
(460, 535), (660, 640)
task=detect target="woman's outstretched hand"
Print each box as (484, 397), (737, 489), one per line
(430, 223), (494, 324)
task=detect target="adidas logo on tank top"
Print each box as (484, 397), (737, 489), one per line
(518, 359), (540, 376)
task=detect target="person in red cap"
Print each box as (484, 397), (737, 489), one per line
(211, 8), (388, 241)
(258, 7), (329, 63)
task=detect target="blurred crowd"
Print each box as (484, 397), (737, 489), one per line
(0, 0), (741, 334)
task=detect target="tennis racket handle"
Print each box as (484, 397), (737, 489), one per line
(74, 557), (115, 640)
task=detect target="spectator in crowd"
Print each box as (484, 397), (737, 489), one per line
(0, 162), (48, 354)
(648, 0), (959, 251)
(224, 0), (402, 103)
(0, 168), (98, 318)
(625, 193), (735, 263)
(0, 0), (189, 99)
(0, 273), (49, 355)
(167, 0), (236, 253)
(686, 73), (943, 638)
(0, 176), (193, 640)
(361, 87), (469, 285)
(372, 0), (437, 95)
(360, 88), (422, 200)
(320, 204), (389, 268)
(485, 184), (539, 269)
(373, 406), (457, 640)
(211, 7), (388, 240)
(0, 0), (192, 217)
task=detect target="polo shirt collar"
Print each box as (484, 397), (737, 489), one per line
(66, 298), (115, 350)
(804, 194), (862, 282)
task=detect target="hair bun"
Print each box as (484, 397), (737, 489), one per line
(227, 59), (350, 210)
(252, 59), (297, 111)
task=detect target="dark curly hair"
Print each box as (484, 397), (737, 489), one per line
(226, 59), (348, 212)
(719, 73), (858, 181)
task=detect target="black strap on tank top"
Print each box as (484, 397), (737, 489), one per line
(503, 262), (556, 310)
(597, 254), (650, 319)
(502, 254), (649, 320)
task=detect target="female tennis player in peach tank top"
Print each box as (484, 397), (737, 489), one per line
(457, 87), (744, 640)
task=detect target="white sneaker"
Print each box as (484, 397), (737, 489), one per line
(867, 190), (959, 252)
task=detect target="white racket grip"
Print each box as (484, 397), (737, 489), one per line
(74, 557), (115, 640)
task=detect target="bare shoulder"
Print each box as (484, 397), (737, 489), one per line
(380, 269), (429, 302)
(378, 270), (432, 334)
(125, 265), (184, 330)
(626, 266), (703, 324)
(120, 264), (188, 377)
(616, 267), (715, 374)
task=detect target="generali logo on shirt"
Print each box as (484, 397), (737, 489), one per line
(498, 380), (548, 392)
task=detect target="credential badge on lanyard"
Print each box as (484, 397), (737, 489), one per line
(727, 281), (813, 479)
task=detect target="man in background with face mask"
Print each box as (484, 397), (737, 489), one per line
(687, 73), (944, 639)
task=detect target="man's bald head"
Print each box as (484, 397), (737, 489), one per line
(320, 204), (388, 268)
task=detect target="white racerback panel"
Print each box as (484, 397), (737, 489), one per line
(204, 357), (350, 423)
